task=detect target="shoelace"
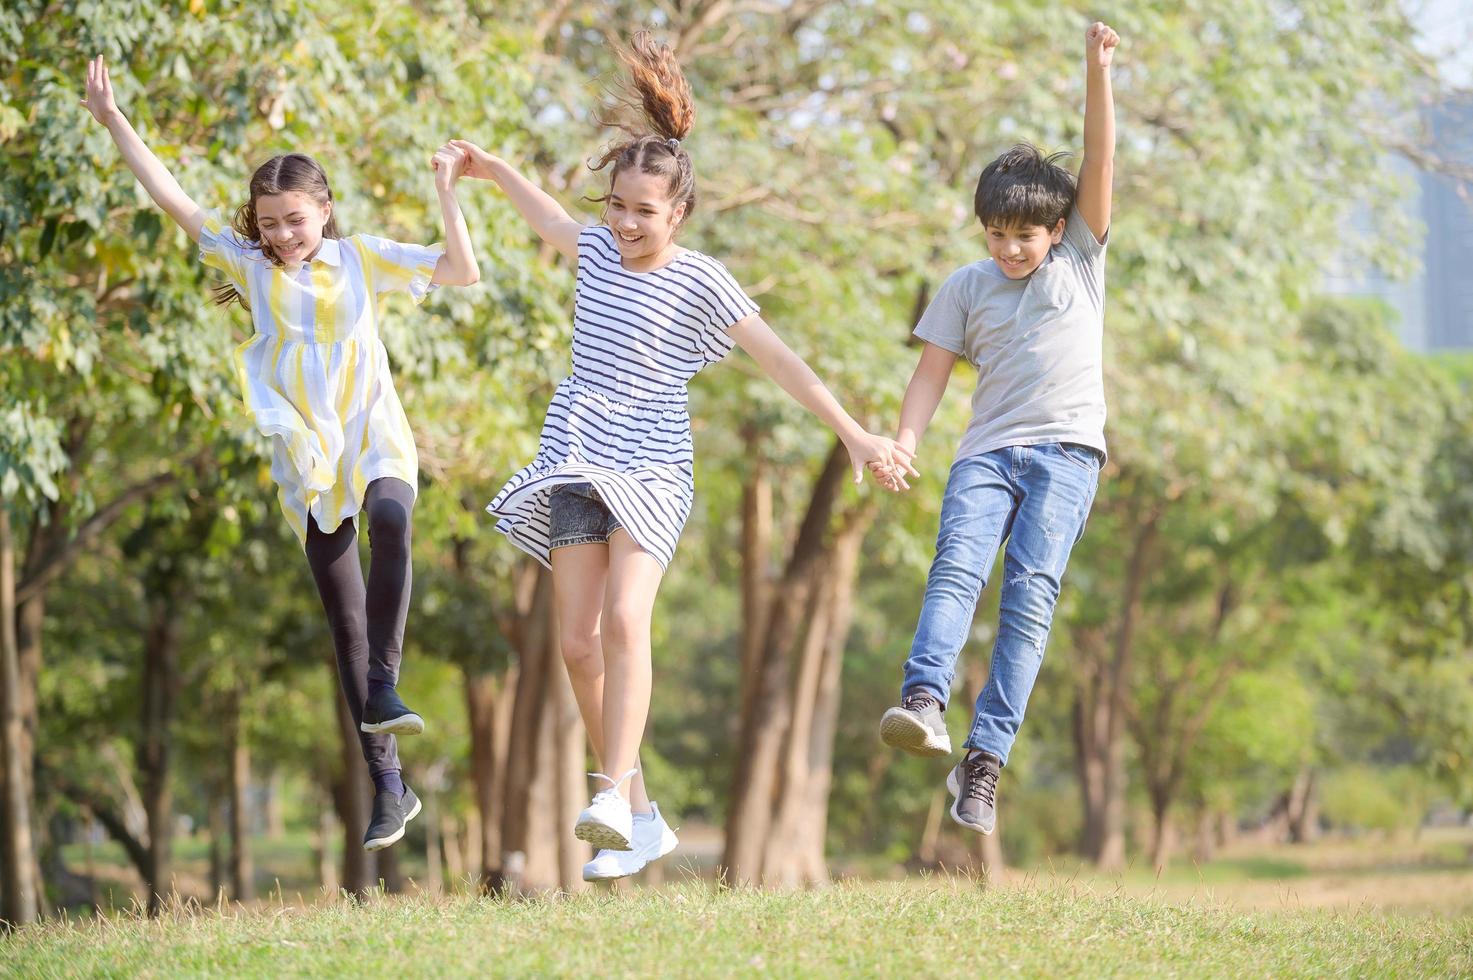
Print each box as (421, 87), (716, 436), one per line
(587, 767), (639, 804)
(963, 755), (998, 807)
(902, 693), (938, 713)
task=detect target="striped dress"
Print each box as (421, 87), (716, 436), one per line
(198, 210), (443, 544)
(487, 225), (758, 569)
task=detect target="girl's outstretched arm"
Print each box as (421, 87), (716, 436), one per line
(449, 140), (582, 261)
(429, 143), (480, 286)
(82, 55), (206, 242)
(728, 314), (919, 489)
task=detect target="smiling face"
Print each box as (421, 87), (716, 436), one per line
(984, 218), (1065, 279)
(254, 191), (333, 264)
(605, 169), (687, 270)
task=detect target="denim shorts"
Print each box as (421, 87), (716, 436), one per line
(548, 482), (624, 550)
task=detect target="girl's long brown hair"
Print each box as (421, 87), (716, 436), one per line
(589, 32), (697, 224)
(212, 153), (340, 309)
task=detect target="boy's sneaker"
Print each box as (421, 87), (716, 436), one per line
(879, 692), (952, 757)
(364, 785), (422, 851)
(583, 801), (679, 881)
(946, 750), (1001, 835)
(361, 686), (425, 736)
(574, 769), (637, 851)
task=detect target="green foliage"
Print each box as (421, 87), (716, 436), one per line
(1320, 765), (1439, 835)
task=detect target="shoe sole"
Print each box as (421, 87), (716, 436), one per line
(879, 709), (952, 757)
(363, 795), (424, 852)
(946, 766), (995, 836)
(574, 815), (633, 852)
(583, 832), (678, 882)
(361, 712), (426, 736)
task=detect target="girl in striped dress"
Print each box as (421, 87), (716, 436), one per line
(83, 56), (481, 851)
(455, 33), (917, 881)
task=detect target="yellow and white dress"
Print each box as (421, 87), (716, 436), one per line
(198, 211), (443, 544)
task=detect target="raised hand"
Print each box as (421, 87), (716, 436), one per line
(431, 142), (468, 192)
(1086, 22), (1120, 69)
(448, 139), (502, 181)
(81, 54), (121, 126)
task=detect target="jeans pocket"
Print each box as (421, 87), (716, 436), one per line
(1057, 442), (1103, 472)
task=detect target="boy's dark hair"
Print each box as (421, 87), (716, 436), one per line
(973, 143), (1076, 229)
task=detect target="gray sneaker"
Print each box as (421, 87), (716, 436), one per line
(946, 750), (1001, 835)
(879, 692), (952, 757)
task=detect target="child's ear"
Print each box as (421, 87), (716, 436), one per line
(673, 201), (688, 226)
(1051, 218), (1066, 243)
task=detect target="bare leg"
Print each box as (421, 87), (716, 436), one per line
(598, 529), (664, 804)
(551, 541), (652, 812)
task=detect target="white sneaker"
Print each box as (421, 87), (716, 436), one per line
(582, 801), (679, 881)
(574, 769), (637, 851)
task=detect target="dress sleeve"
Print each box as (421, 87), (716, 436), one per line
(689, 257), (760, 363)
(196, 208), (256, 292)
(353, 234), (446, 304)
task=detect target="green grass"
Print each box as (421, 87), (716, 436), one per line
(4, 878), (1470, 978)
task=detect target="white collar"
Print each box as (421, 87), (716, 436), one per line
(310, 237), (342, 266)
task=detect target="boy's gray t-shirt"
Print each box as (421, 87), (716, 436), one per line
(914, 205), (1108, 461)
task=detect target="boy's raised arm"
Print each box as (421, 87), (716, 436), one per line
(1076, 22), (1119, 244)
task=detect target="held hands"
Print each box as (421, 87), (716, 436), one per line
(81, 55), (121, 126)
(431, 142), (469, 192)
(846, 432), (919, 493)
(1086, 22), (1120, 68)
(448, 139), (501, 181)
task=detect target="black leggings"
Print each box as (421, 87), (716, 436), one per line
(304, 477), (414, 778)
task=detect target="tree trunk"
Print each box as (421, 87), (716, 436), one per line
(736, 437), (773, 730)
(1073, 511), (1158, 870)
(423, 785), (444, 895)
(722, 440), (850, 884)
(208, 793), (227, 899)
(464, 663), (514, 893)
(1149, 796), (1176, 873)
(138, 588), (179, 916)
(331, 677), (374, 898)
(14, 590), (44, 921)
(227, 697), (254, 902)
(0, 509), (38, 926)
(1286, 767), (1319, 844)
(764, 506), (872, 886)
(441, 814), (465, 890)
(316, 798), (339, 896)
(263, 769), (285, 841)
(498, 570), (557, 894)
(378, 843), (404, 894)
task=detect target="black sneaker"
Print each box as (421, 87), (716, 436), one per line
(946, 750), (1001, 835)
(879, 692), (952, 757)
(360, 686), (425, 736)
(364, 785), (422, 851)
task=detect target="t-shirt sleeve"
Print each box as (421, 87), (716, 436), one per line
(912, 267), (972, 360)
(1062, 204), (1108, 306)
(196, 208), (255, 292)
(354, 234), (445, 304)
(690, 257), (760, 363)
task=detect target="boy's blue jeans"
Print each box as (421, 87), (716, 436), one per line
(901, 443), (1101, 765)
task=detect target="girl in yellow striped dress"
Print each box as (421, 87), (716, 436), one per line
(83, 55), (480, 851)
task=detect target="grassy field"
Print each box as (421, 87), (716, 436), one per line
(4, 877), (1471, 979)
(19, 828), (1471, 976)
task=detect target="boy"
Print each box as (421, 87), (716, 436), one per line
(876, 23), (1120, 835)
